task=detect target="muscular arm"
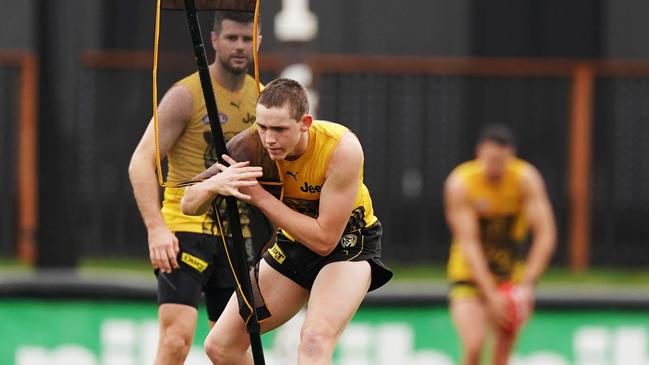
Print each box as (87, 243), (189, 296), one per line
(444, 175), (499, 297)
(128, 85), (192, 272)
(445, 174), (516, 328)
(520, 165), (557, 287)
(247, 132), (363, 255)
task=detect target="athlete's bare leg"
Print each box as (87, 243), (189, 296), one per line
(492, 317), (519, 365)
(298, 261), (372, 364)
(451, 298), (488, 365)
(155, 304), (198, 365)
(204, 260), (309, 365)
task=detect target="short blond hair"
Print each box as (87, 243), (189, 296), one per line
(257, 78), (309, 121)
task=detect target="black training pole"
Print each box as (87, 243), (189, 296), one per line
(181, 1), (265, 363)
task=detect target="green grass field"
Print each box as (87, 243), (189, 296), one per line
(3, 256), (649, 288)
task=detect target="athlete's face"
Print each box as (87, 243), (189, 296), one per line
(256, 103), (312, 161)
(476, 141), (514, 182)
(211, 20), (256, 75)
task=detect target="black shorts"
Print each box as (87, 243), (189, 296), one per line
(156, 232), (235, 321)
(262, 221), (393, 291)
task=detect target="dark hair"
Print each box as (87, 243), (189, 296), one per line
(257, 78), (309, 121)
(213, 10), (255, 33)
(477, 124), (515, 147)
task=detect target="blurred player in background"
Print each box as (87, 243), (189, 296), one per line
(181, 78), (393, 364)
(128, 10), (261, 365)
(444, 124), (556, 365)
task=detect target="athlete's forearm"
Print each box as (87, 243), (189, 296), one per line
(522, 229), (556, 286)
(128, 156), (166, 232)
(181, 182), (218, 216)
(445, 177), (500, 296)
(520, 165), (557, 287)
(461, 241), (499, 296)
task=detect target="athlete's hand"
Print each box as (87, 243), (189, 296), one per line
(206, 154), (263, 200)
(148, 226), (179, 273)
(515, 283), (534, 323)
(485, 289), (514, 332)
(238, 182), (269, 206)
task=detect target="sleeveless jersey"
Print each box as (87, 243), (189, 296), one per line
(276, 121), (377, 239)
(161, 73), (258, 234)
(447, 158), (530, 282)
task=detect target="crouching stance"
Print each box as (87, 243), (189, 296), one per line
(181, 78), (392, 364)
(444, 125), (556, 365)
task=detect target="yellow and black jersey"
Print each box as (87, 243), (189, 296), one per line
(275, 121), (377, 238)
(447, 158), (530, 283)
(162, 73), (259, 234)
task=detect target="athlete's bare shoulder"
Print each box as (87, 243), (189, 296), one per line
(445, 166), (469, 199)
(519, 162), (546, 196)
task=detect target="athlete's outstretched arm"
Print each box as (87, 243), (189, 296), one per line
(242, 132), (363, 256)
(128, 85), (192, 273)
(520, 165), (557, 288)
(444, 174), (511, 329)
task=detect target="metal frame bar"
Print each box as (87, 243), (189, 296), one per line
(179, 1), (265, 362)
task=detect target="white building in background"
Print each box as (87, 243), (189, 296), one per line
(274, 0), (318, 43)
(275, 0), (319, 117)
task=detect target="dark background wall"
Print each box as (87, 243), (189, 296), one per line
(2, 0), (649, 54)
(605, 0), (649, 58)
(470, 0), (602, 57)
(0, 0), (34, 48)
(1, 0), (649, 266)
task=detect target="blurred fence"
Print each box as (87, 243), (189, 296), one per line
(3, 50), (649, 267)
(592, 76), (649, 265)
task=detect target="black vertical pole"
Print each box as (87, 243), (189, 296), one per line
(35, 0), (79, 268)
(180, 1), (265, 363)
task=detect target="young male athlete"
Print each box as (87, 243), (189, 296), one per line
(181, 78), (393, 364)
(128, 10), (261, 365)
(444, 124), (556, 365)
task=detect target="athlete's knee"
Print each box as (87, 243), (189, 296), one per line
(159, 329), (193, 359)
(204, 335), (228, 364)
(204, 339), (221, 364)
(204, 331), (245, 365)
(299, 323), (336, 359)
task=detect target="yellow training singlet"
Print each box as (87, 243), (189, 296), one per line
(447, 158), (530, 283)
(276, 121), (377, 238)
(161, 73), (258, 234)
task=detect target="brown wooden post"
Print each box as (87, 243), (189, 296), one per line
(17, 53), (38, 264)
(568, 64), (594, 272)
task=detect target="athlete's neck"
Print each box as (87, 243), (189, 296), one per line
(210, 63), (245, 92)
(285, 128), (310, 161)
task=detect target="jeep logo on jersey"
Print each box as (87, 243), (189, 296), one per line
(201, 113), (229, 124)
(300, 182), (322, 193)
